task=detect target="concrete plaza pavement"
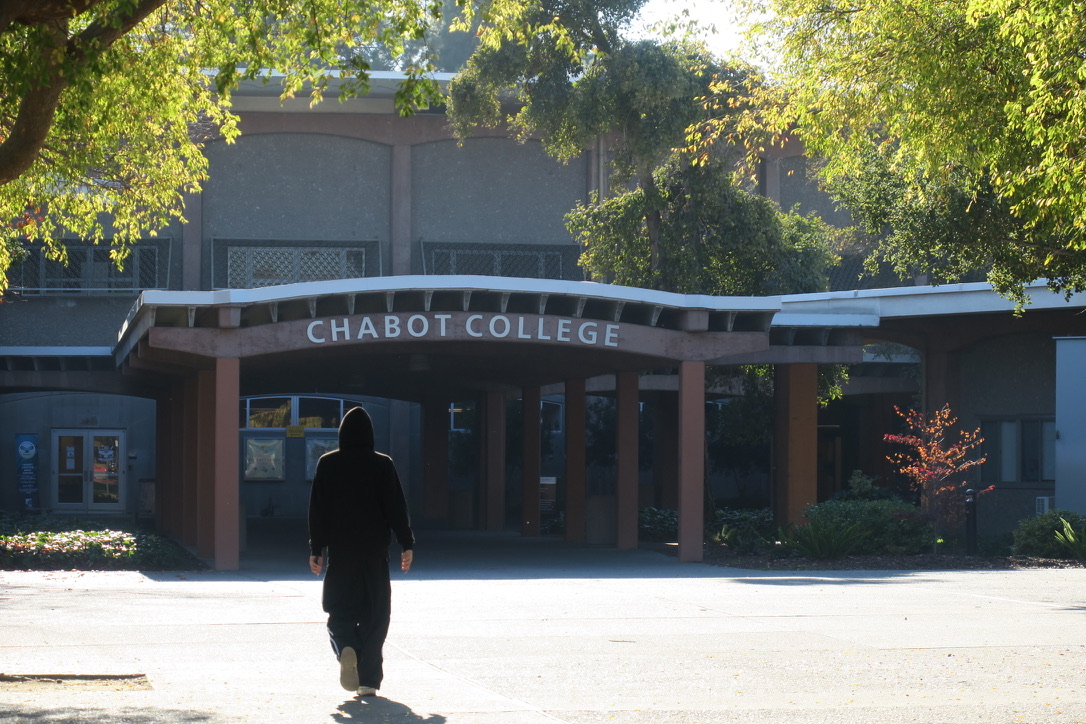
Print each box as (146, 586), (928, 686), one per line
(2, 524), (1086, 724)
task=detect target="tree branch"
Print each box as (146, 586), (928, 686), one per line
(0, 0), (169, 186)
(0, 0), (101, 34)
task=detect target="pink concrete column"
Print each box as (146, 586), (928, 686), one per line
(773, 364), (818, 526)
(422, 401), (450, 522)
(564, 379), (587, 543)
(181, 375), (199, 546)
(155, 385), (180, 538)
(615, 370), (640, 550)
(213, 357), (241, 571)
(389, 400), (413, 498)
(483, 392), (506, 531)
(521, 386), (542, 536)
(677, 361), (706, 562)
(653, 396), (679, 510)
(196, 369), (216, 558)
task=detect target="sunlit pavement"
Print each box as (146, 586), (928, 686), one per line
(2, 526), (1085, 723)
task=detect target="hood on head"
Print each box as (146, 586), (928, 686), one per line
(339, 406), (375, 450)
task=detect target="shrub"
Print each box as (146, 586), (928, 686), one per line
(1054, 517), (1086, 560)
(1014, 510), (1086, 558)
(638, 507), (678, 542)
(831, 470), (900, 502)
(803, 498), (935, 555)
(0, 514), (205, 571)
(780, 519), (870, 560)
(708, 507), (776, 554)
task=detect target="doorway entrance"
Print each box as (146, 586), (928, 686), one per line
(52, 430), (126, 512)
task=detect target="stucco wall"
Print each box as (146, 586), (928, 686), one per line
(0, 392), (157, 512)
(779, 156), (853, 228)
(957, 333), (1056, 536)
(958, 333), (1055, 421)
(411, 138), (587, 248)
(202, 132), (392, 242)
(0, 296), (137, 347)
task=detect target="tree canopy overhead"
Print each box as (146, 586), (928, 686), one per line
(0, 0), (450, 288)
(571, 153), (837, 296)
(735, 0), (1086, 301)
(448, 0), (770, 288)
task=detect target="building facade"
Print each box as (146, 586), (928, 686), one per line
(2, 75), (1085, 568)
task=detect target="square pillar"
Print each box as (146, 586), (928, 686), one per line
(181, 191), (202, 290)
(678, 361), (706, 562)
(181, 375), (199, 547)
(564, 379), (587, 542)
(774, 363), (819, 526)
(422, 401), (450, 522)
(389, 400), (413, 499)
(652, 395), (679, 510)
(615, 370), (640, 550)
(482, 391), (506, 531)
(154, 385), (178, 537)
(212, 357), (240, 571)
(196, 369), (216, 558)
(521, 386), (542, 536)
(390, 144), (412, 275)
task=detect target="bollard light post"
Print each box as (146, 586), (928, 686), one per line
(964, 488), (978, 555)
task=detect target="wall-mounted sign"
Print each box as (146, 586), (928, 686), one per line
(244, 438), (285, 480)
(305, 313), (621, 348)
(15, 433), (40, 510)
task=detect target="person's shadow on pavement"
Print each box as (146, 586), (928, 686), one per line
(333, 697), (447, 723)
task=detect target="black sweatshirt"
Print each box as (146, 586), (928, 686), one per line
(308, 406), (414, 556)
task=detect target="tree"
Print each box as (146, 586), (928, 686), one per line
(815, 141), (1086, 305)
(571, 153), (837, 295)
(0, 0), (449, 290)
(884, 405), (988, 543)
(725, 0), (1086, 301)
(354, 0), (481, 72)
(447, 0), (757, 286)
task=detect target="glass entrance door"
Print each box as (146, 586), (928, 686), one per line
(53, 430), (125, 511)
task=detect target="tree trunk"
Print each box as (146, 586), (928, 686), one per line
(637, 167), (666, 290)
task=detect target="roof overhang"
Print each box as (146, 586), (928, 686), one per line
(777, 280), (1086, 319)
(112, 276), (867, 399)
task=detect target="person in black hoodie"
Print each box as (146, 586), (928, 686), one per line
(308, 406), (414, 697)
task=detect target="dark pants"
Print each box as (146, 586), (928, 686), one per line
(322, 545), (391, 688)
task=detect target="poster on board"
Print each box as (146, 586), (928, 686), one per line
(16, 433), (40, 510)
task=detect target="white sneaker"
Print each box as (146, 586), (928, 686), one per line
(357, 685), (377, 697)
(338, 647), (359, 691)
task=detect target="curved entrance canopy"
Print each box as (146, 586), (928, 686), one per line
(109, 276), (872, 570)
(116, 276), (807, 398)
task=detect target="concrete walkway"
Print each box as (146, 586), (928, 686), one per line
(2, 525), (1086, 723)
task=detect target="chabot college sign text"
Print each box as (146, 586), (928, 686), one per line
(306, 313), (621, 347)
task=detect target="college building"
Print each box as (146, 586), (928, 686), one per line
(3, 74), (1085, 569)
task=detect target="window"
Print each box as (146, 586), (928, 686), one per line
(298, 397), (343, 429)
(980, 419), (1055, 485)
(227, 247), (366, 288)
(423, 242), (583, 281)
(7, 240), (170, 294)
(541, 400), (563, 433)
(213, 239), (380, 289)
(245, 398), (292, 428)
(449, 402), (473, 432)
